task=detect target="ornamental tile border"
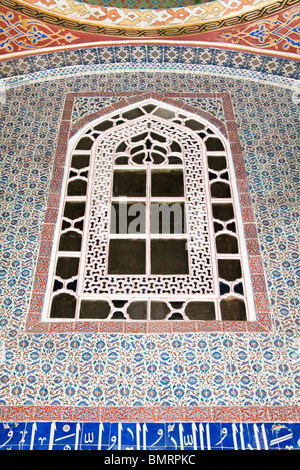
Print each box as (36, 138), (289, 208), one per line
(1, 45), (300, 82)
(0, 405), (299, 422)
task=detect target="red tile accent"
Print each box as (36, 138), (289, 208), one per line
(1, 405), (297, 423)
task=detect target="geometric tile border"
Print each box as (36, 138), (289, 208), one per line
(1, 44), (300, 83)
(26, 91), (272, 334)
(0, 405), (299, 423)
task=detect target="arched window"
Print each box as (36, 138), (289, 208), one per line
(43, 100), (255, 323)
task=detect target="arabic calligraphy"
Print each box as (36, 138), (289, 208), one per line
(0, 421), (299, 450)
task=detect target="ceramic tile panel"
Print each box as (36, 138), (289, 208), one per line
(0, 58), (299, 428)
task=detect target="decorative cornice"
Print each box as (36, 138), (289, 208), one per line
(1, 0), (300, 37)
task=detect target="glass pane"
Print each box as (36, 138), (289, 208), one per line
(151, 169), (184, 197)
(71, 154), (90, 169)
(205, 137), (225, 151)
(64, 202), (86, 220)
(212, 203), (234, 221)
(59, 231), (82, 251)
(220, 297), (247, 320)
(151, 239), (189, 274)
(110, 202), (146, 234)
(208, 155), (227, 171)
(55, 257), (79, 279)
(218, 259), (242, 282)
(79, 300), (111, 319)
(210, 181), (231, 198)
(113, 170), (146, 197)
(150, 202), (186, 234)
(50, 293), (76, 318)
(216, 234), (239, 254)
(185, 301), (216, 320)
(107, 239), (146, 274)
(127, 301), (147, 320)
(67, 179), (87, 196)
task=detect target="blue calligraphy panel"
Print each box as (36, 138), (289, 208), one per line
(0, 421), (299, 450)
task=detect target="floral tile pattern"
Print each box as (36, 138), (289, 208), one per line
(0, 50), (299, 423)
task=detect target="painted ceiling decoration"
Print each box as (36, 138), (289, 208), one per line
(0, 0), (299, 39)
(0, 4), (299, 62)
(0, 3), (300, 59)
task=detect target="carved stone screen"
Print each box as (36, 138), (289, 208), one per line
(43, 99), (255, 324)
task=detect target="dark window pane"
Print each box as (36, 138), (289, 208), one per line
(151, 169), (184, 197)
(75, 137), (93, 150)
(113, 170), (146, 197)
(151, 153), (165, 165)
(79, 300), (111, 319)
(131, 132), (148, 143)
(142, 103), (156, 113)
(63, 202), (86, 220)
(208, 156), (227, 171)
(153, 107), (175, 119)
(151, 239), (189, 274)
(226, 221), (236, 233)
(127, 301), (147, 320)
(71, 154), (90, 169)
(150, 301), (171, 320)
(55, 257), (79, 279)
(53, 280), (63, 292)
(115, 156), (129, 165)
(107, 239), (146, 274)
(218, 259), (242, 282)
(170, 141), (182, 152)
(212, 203), (234, 221)
(168, 156), (182, 165)
(205, 137), (225, 151)
(59, 231), (82, 251)
(214, 221), (223, 233)
(185, 119), (205, 131)
(220, 281), (230, 295)
(122, 108), (144, 120)
(185, 301), (216, 320)
(94, 120), (113, 132)
(216, 234), (239, 254)
(50, 293), (76, 318)
(169, 312), (184, 320)
(220, 297), (247, 320)
(111, 311), (127, 320)
(67, 179), (87, 196)
(132, 153), (146, 165)
(234, 282), (244, 295)
(210, 181), (231, 198)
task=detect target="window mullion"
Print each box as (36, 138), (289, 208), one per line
(146, 165), (151, 276)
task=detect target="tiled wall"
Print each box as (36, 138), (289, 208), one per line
(0, 49), (299, 425)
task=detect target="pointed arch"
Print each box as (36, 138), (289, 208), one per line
(37, 97), (258, 330)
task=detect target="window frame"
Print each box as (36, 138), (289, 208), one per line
(26, 94), (271, 333)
